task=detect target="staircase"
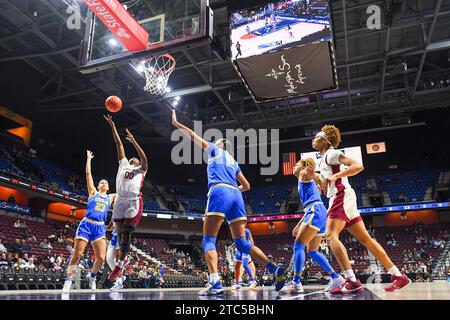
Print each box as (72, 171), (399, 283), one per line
(361, 193), (371, 207)
(433, 171), (450, 201)
(423, 186), (434, 202)
(245, 203), (253, 215)
(382, 191), (392, 205)
(130, 245), (176, 273)
(432, 241), (450, 279)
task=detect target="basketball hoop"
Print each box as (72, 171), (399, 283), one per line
(141, 54), (176, 96)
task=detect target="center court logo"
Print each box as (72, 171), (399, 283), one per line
(171, 121), (280, 176)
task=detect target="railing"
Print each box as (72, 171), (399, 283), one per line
(432, 241), (450, 279)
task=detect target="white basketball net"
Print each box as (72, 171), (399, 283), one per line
(142, 54), (176, 96)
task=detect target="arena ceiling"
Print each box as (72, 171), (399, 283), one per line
(1, 0), (450, 143)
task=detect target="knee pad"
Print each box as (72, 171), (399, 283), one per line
(294, 241), (305, 252)
(234, 237), (253, 255)
(202, 235), (216, 254)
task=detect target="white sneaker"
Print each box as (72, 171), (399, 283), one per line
(279, 280), (304, 294)
(249, 280), (258, 288)
(110, 276), (125, 292)
(231, 283), (241, 290)
(62, 279), (72, 293)
(86, 273), (97, 290)
(324, 276), (346, 292)
(198, 281), (224, 296)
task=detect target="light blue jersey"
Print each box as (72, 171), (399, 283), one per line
(205, 142), (246, 224)
(75, 193), (110, 243)
(85, 193), (110, 222)
(298, 180), (322, 208)
(207, 142), (241, 189)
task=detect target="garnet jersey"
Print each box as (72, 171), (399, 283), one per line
(115, 157), (146, 199)
(319, 148), (352, 198)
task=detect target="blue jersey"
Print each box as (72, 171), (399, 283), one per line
(84, 193), (110, 222)
(298, 180), (322, 208)
(207, 142), (241, 189)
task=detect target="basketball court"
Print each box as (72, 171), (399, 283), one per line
(0, 0), (450, 314)
(0, 282), (448, 300)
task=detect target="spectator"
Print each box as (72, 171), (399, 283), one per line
(53, 260), (63, 271)
(139, 266), (150, 288)
(47, 233), (56, 243)
(40, 239), (53, 250)
(26, 232), (37, 242)
(7, 194), (15, 203)
(22, 239), (32, 252)
(13, 220), (21, 228)
(10, 239), (23, 254)
(14, 258), (24, 268)
(23, 257), (36, 269)
(0, 252), (10, 267)
(0, 240), (7, 253)
(66, 244), (74, 255)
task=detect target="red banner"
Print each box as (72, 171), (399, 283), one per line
(82, 0), (149, 52)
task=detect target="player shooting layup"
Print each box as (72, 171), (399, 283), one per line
(104, 115), (148, 289)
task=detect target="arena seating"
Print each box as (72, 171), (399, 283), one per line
(1, 137), (447, 217)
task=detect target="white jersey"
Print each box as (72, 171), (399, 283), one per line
(115, 157), (146, 199)
(319, 148), (352, 198)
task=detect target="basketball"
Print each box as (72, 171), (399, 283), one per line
(105, 95), (122, 113)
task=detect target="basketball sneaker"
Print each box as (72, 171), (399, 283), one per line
(108, 255), (130, 281)
(62, 279), (72, 293)
(199, 281), (224, 296)
(249, 280), (258, 288)
(86, 273), (97, 290)
(279, 280), (304, 294)
(331, 278), (364, 294)
(110, 276), (126, 292)
(324, 275), (346, 292)
(273, 266), (286, 291)
(231, 283), (242, 290)
(384, 274), (412, 292)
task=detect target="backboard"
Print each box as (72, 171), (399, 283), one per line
(79, 0), (213, 73)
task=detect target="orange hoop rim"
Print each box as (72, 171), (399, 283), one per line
(142, 53), (176, 67)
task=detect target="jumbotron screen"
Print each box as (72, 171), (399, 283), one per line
(230, 0), (331, 60)
(300, 146), (363, 172)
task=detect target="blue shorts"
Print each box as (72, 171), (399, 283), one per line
(110, 235), (119, 248)
(205, 184), (246, 224)
(75, 218), (106, 243)
(235, 251), (252, 262)
(302, 203), (327, 235)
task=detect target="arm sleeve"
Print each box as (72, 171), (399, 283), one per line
(236, 165), (242, 175)
(326, 150), (343, 166)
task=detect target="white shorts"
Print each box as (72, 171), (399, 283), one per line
(113, 195), (143, 227)
(328, 188), (362, 227)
